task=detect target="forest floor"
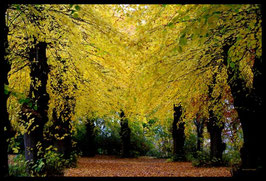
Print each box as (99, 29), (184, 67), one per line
(63, 155), (232, 177)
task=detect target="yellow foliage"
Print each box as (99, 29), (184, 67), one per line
(6, 4), (261, 133)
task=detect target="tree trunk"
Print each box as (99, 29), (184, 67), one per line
(84, 118), (96, 157)
(0, 3), (10, 177)
(222, 40), (264, 172)
(194, 114), (204, 152)
(207, 113), (226, 165)
(119, 110), (131, 157)
(226, 60), (263, 169)
(51, 105), (73, 160)
(172, 105), (185, 161)
(21, 41), (50, 174)
(221, 35), (264, 175)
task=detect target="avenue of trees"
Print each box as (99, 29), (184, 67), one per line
(0, 4), (264, 177)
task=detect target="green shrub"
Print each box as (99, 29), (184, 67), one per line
(8, 134), (24, 154)
(9, 145), (80, 177)
(192, 151), (212, 167)
(129, 122), (153, 157)
(183, 134), (197, 162)
(185, 152), (195, 162)
(171, 153), (186, 162)
(146, 148), (163, 158)
(9, 154), (29, 177)
(64, 150), (80, 168)
(191, 150), (229, 167)
(43, 149), (65, 176)
(222, 150), (241, 167)
(43, 146), (80, 176)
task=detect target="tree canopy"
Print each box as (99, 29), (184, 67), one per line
(2, 4), (263, 177)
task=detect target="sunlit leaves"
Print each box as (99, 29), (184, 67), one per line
(6, 4), (261, 137)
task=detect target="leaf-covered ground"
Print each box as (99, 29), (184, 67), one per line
(63, 155), (232, 177)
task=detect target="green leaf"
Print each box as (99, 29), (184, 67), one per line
(73, 13), (78, 18)
(172, 16), (179, 23)
(18, 98), (30, 104)
(230, 62), (235, 69)
(4, 84), (9, 95)
(213, 11), (221, 15)
(181, 15), (190, 22)
(33, 105), (38, 111)
(74, 5), (80, 11)
(179, 32), (186, 45)
(4, 89), (9, 95)
(172, 47), (177, 53)
(203, 14), (209, 24)
(14, 4), (21, 12)
(177, 46), (182, 53)
(12, 147), (19, 154)
(167, 22), (174, 28)
(220, 27), (226, 34)
(162, 4), (167, 7)
(179, 34), (187, 46)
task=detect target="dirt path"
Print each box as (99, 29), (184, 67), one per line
(64, 155), (232, 177)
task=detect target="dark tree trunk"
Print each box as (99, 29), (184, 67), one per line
(223, 41), (264, 173)
(21, 41), (50, 174)
(172, 105), (185, 161)
(51, 104), (73, 160)
(207, 113), (226, 165)
(194, 114), (204, 152)
(0, 3), (11, 177)
(83, 118), (96, 157)
(119, 110), (131, 157)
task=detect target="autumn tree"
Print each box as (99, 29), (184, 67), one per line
(83, 117), (97, 157)
(206, 68), (226, 165)
(119, 110), (131, 157)
(133, 4), (262, 172)
(19, 39), (50, 175)
(6, 4), (84, 175)
(222, 32), (264, 173)
(194, 113), (204, 152)
(195, 4), (263, 172)
(48, 57), (77, 159)
(4, 4), (263, 176)
(172, 105), (185, 161)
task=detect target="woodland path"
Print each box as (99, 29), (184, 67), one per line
(63, 155), (232, 177)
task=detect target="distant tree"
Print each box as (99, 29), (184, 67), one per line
(194, 114), (204, 152)
(119, 110), (131, 157)
(172, 105), (185, 161)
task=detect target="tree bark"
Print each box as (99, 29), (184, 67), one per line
(21, 41), (50, 174)
(222, 40), (264, 169)
(172, 105), (185, 160)
(206, 61), (226, 165)
(0, 3), (11, 177)
(119, 110), (131, 157)
(194, 114), (204, 152)
(51, 107), (73, 160)
(222, 35), (264, 175)
(207, 113), (226, 165)
(83, 118), (96, 157)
